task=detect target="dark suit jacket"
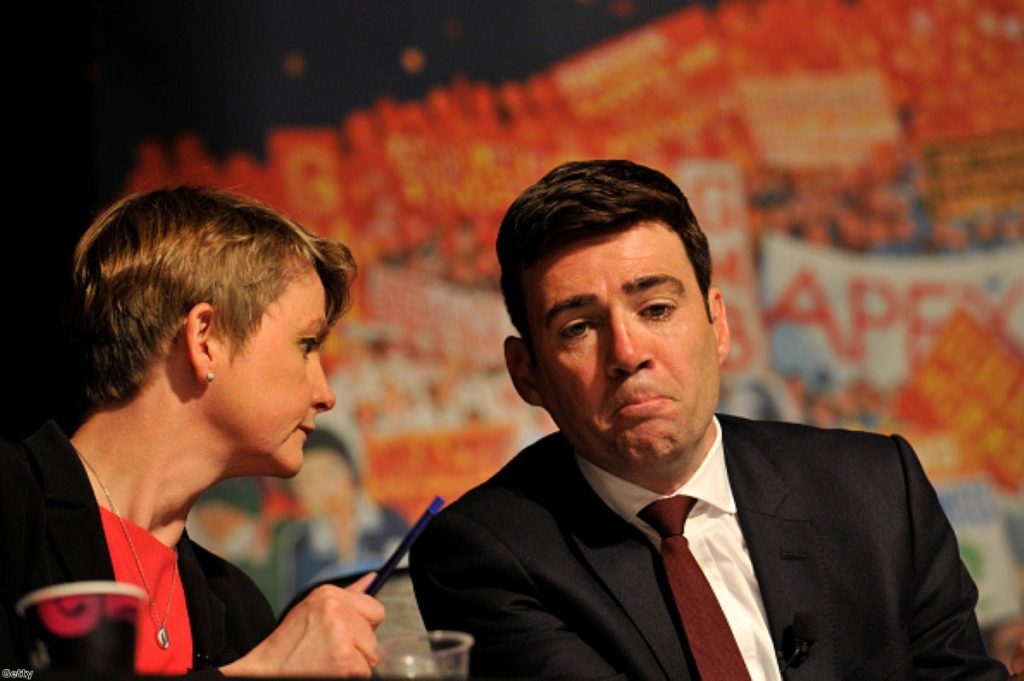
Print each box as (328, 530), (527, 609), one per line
(410, 415), (1007, 680)
(0, 421), (277, 675)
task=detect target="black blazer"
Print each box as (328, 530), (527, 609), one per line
(0, 421), (276, 675)
(410, 414), (1007, 680)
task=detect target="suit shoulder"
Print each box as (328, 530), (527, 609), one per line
(0, 431), (32, 467)
(0, 438), (30, 472)
(719, 413), (903, 450)
(449, 432), (571, 503)
(0, 433), (41, 500)
(428, 431), (576, 536)
(718, 413), (919, 481)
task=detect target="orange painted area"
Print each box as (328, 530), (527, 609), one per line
(896, 310), (1024, 492)
(365, 424), (518, 522)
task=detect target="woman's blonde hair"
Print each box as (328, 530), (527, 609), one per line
(72, 186), (356, 407)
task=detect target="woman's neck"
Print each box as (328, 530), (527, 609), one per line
(71, 406), (217, 548)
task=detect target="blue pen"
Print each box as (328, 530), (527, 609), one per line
(364, 495), (445, 596)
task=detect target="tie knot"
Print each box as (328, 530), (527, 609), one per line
(639, 495), (697, 537)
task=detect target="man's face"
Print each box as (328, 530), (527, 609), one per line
(505, 221), (730, 493)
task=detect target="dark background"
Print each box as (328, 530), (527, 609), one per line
(3, 0), (708, 441)
(7, 5), (94, 441)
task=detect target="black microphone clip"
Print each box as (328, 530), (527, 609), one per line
(779, 611), (817, 672)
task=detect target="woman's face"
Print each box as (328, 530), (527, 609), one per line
(209, 265), (337, 477)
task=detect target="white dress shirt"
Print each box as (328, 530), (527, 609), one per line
(576, 416), (783, 681)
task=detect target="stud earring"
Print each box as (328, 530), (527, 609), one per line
(206, 371), (216, 383)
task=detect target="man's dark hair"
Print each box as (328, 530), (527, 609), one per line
(496, 159), (713, 344)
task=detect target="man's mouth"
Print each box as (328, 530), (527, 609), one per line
(612, 394), (670, 418)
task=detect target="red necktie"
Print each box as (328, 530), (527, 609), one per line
(639, 496), (751, 681)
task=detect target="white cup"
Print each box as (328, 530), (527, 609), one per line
(375, 629), (475, 679)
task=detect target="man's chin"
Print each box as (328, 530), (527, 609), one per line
(613, 420), (682, 452)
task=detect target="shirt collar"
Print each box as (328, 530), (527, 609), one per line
(575, 416), (736, 525)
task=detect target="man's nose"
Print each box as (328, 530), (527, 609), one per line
(605, 315), (652, 378)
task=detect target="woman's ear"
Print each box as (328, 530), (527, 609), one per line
(182, 303), (221, 385)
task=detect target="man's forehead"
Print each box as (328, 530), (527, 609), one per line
(524, 263), (694, 338)
(525, 227), (693, 295)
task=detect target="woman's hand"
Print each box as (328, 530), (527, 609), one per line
(220, 573), (385, 678)
(1011, 635), (1023, 679)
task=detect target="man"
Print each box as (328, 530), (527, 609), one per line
(409, 160), (1011, 679)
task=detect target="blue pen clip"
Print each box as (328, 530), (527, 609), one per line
(364, 495), (444, 596)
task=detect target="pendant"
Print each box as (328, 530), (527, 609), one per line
(157, 627), (170, 649)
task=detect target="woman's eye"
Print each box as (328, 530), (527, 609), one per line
(300, 338), (321, 356)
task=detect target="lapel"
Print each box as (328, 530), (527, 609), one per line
(26, 422), (116, 582)
(721, 416), (837, 679)
(177, 533), (230, 667)
(551, 440), (693, 680)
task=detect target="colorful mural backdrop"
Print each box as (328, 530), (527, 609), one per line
(87, 0), (1023, 661)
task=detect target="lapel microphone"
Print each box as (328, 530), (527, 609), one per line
(779, 611), (817, 672)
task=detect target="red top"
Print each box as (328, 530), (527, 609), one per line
(100, 507), (193, 674)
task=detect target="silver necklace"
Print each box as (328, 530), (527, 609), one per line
(77, 452), (178, 650)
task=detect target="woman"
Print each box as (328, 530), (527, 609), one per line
(0, 187), (385, 676)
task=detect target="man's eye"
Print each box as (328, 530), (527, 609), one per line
(300, 338), (321, 355)
(560, 321), (591, 339)
(643, 304), (674, 320)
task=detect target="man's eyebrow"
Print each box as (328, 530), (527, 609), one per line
(622, 274), (686, 296)
(544, 294), (598, 330)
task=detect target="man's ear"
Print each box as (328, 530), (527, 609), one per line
(707, 287), (732, 366)
(182, 303), (222, 385)
(504, 336), (545, 408)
